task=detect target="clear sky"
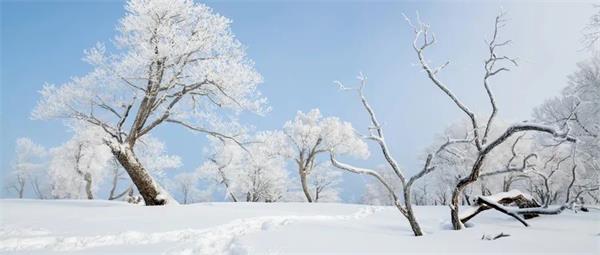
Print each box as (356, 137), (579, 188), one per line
(0, 0), (595, 201)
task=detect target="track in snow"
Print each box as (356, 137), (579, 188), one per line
(0, 206), (382, 255)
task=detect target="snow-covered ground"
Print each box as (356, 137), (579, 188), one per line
(0, 200), (598, 254)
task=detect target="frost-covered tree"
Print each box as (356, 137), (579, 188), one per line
(32, 0), (265, 205)
(199, 131), (292, 202)
(283, 109), (368, 202)
(48, 126), (113, 199)
(532, 55), (600, 204)
(525, 146), (574, 206)
(404, 12), (576, 230)
(8, 138), (48, 198)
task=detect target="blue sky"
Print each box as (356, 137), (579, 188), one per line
(0, 0), (595, 201)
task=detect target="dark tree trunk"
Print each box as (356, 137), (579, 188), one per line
(402, 186), (424, 236)
(109, 143), (171, 205)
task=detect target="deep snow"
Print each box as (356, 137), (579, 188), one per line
(0, 199), (598, 254)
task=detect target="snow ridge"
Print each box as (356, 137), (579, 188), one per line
(0, 206), (381, 255)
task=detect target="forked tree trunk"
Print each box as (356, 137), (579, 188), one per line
(108, 142), (174, 205)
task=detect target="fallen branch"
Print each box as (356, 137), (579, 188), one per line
(461, 190), (575, 226)
(477, 196), (529, 227)
(482, 232), (511, 240)
(461, 190), (540, 224)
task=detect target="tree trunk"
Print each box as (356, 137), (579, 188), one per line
(108, 142), (175, 205)
(565, 164), (577, 203)
(17, 177), (25, 199)
(83, 172), (93, 200)
(299, 167), (313, 202)
(403, 186), (424, 236)
(450, 185), (465, 230)
(450, 152), (489, 230)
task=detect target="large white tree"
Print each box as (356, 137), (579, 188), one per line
(283, 109), (368, 202)
(32, 0), (265, 205)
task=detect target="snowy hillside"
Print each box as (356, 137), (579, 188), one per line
(0, 200), (598, 254)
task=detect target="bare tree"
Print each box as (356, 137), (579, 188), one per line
(330, 74), (476, 236)
(404, 12), (576, 230)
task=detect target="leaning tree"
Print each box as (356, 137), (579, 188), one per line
(405, 12), (576, 230)
(32, 0), (265, 205)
